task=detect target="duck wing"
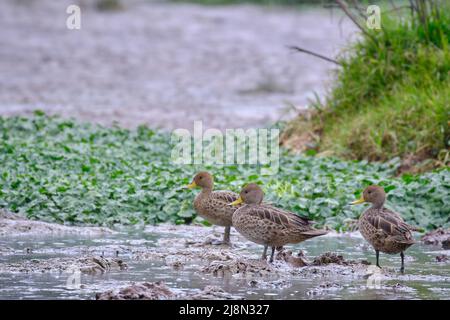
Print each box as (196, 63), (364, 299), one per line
(365, 208), (415, 244)
(211, 190), (239, 205)
(382, 208), (421, 232)
(247, 204), (319, 232)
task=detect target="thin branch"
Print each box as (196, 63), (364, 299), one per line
(385, 5), (412, 15)
(409, 0), (417, 17)
(335, 0), (378, 45)
(349, 0), (367, 19)
(288, 46), (341, 66)
(388, 0), (402, 19)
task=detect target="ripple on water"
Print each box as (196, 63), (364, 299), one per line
(0, 226), (449, 300)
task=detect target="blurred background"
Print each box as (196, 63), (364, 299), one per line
(0, 0), (357, 130)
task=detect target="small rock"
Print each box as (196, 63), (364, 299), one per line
(202, 258), (274, 277)
(79, 257), (128, 274)
(442, 239), (450, 250)
(164, 256), (185, 269)
(312, 252), (370, 266)
(249, 280), (258, 287)
(435, 255), (448, 262)
(185, 286), (243, 300)
(276, 250), (309, 267)
(0, 256), (127, 274)
(422, 228), (450, 246)
(96, 281), (174, 300)
(313, 252), (346, 265)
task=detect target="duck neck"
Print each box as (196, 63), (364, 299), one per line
(200, 186), (213, 195)
(371, 200), (384, 210)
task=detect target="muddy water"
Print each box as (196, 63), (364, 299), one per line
(0, 226), (449, 300)
(0, 0), (356, 130)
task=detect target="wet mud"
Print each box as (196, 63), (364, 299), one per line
(1, 221), (449, 299)
(422, 228), (450, 249)
(0, 210), (114, 237)
(0, 256), (127, 274)
(95, 281), (243, 300)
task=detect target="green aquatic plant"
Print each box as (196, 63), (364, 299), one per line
(0, 114), (448, 230)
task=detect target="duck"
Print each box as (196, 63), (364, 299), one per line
(187, 171), (240, 245)
(351, 185), (418, 273)
(230, 183), (328, 262)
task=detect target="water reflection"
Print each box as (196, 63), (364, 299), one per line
(0, 230), (449, 300)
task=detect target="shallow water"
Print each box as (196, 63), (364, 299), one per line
(0, 0), (356, 130)
(0, 228), (449, 300)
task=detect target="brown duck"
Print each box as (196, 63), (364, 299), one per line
(230, 183), (328, 262)
(351, 185), (418, 273)
(187, 171), (240, 244)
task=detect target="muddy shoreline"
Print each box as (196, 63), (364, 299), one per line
(1, 214), (449, 300)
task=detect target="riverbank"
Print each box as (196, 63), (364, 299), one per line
(1, 216), (449, 300)
(282, 1), (450, 172)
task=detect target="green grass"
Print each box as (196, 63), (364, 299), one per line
(1, 114), (448, 231)
(284, 1), (450, 164)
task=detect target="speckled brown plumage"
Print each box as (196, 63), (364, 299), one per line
(194, 190), (239, 227)
(231, 184), (327, 262)
(359, 207), (416, 254)
(188, 172), (240, 244)
(352, 185), (417, 273)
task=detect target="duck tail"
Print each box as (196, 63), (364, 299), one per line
(302, 229), (329, 238)
(407, 224), (423, 232)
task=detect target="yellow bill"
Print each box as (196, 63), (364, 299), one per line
(187, 181), (197, 189)
(229, 196), (243, 206)
(350, 196), (365, 205)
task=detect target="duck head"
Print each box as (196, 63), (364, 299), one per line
(230, 183), (264, 206)
(351, 185), (386, 209)
(187, 171), (214, 190)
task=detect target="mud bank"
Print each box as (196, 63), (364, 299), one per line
(422, 228), (450, 249)
(96, 281), (242, 300)
(0, 256), (127, 274)
(1, 223), (449, 299)
(0, 210), (115, 237)
(133, 224), (373, 278)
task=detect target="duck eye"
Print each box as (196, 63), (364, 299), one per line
(199, 176), (203, 179)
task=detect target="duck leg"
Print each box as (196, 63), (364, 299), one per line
(269, 246), (275, 263)
(222, 226), (231, 245)
(210, 226), (231, 245)
(261, 245), (268, 260)
(400, 252), (405, 274)
(376, 250), (381, 268)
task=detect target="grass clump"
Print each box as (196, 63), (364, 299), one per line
(283, 1), (450, 168)
(0, 114), (448, 231)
